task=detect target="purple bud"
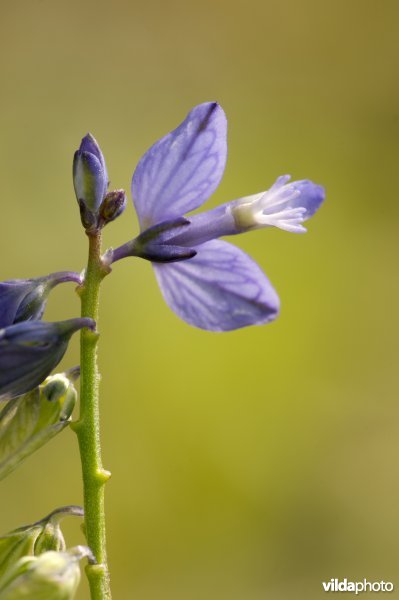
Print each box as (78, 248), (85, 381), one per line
(73, 134), (109, 231)
(0, 272), (81, 328)
(98, 189), (127, 227)
(0, 318), (95, 400)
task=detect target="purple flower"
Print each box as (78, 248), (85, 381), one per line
(112, 102), (325, 331)
(0, 272), (82, 329)
(0, 318), (95, 400)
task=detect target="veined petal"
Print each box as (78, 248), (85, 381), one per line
(153, 240), (279, 331)
(132, 102), (227, 229)
(232, 175), (325, 233)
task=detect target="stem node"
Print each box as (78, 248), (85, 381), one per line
(70, 419), (82, 434)
(97, 469), (112, 484)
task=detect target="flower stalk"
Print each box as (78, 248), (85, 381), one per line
(72, 231), (112, 600)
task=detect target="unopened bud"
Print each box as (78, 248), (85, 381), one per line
(0, 318), (93, 402)
(0, 373), (77, 480)
(0, 507), (83, 581)
(33, 521), (65, 555)
(99, 189), (127, 227)
(0, 549), (84, 599)
(73, 133), (108, 232)
(0, 273), (81, 329)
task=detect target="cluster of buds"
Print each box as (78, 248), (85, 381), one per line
(0, 133), (131, 408)
(0, 133), (129, 598)
(73, 134), (126, 232)
(0, 508), (93, 600)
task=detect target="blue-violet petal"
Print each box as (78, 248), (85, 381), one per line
(153, 240), (279, 331)
(132, 102), (227, 229)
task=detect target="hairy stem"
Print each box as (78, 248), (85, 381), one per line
(73, 231), (112, 600)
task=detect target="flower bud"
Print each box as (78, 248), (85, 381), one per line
(0, 372), (78, 480)
(33, 507), (83, 556)
(0, 273), (81, 329)
(0, 549), (85, 599)
(0, 507), (83, 581)
(0, 318), (94, 401)
(33, 522), (65, 556)
(73, 134), (108, 231)
(98, 189), (127, 227)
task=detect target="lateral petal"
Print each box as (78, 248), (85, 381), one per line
(153, 240), (279, 331)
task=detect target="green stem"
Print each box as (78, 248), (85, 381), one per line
(73, 231), (112, 600)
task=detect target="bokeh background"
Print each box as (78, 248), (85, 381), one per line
(1, 1), (399, 598)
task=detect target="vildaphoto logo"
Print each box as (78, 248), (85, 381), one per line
(322, 579), (394, 594)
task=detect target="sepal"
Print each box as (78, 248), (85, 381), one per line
(0, 527), (38, 583)
(112, 218), (197, 264)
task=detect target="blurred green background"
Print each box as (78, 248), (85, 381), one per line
(1, 0), (399, 598)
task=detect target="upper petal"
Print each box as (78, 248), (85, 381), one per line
(153, 240), (279, 331)
(132, 102), (227, 228)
